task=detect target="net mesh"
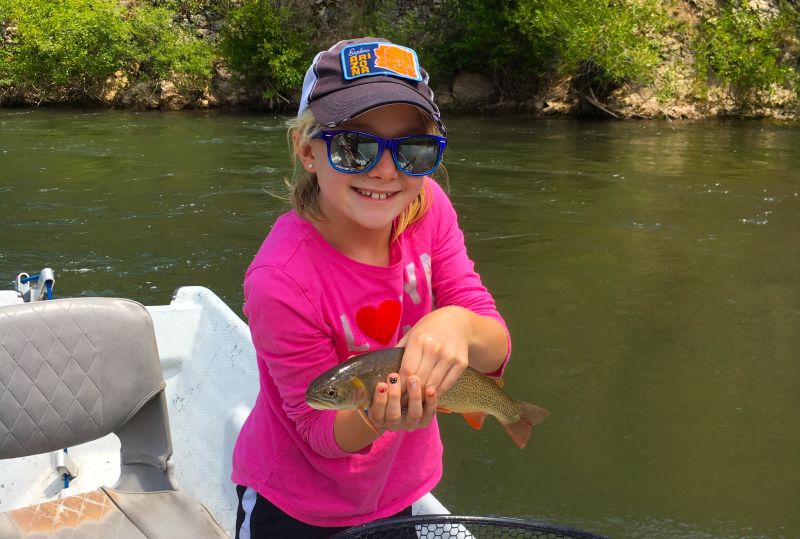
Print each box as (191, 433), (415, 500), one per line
(329, 515), (607, 539)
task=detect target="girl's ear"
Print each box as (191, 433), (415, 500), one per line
(293, 132), (316, 171)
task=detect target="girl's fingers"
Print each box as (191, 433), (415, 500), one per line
(419, 384), (437, 427)
(411, 336), (440, 389)
(399, 341), (422, 388)
(413, 340), (467, 395)
(431, 348), (467, 394)
(424, 356), (451, 393)
(369, 382), (389, 427)
(402, 376), (423, 428)
(384, 372), (403, 430)
(439, 365), (463, 395)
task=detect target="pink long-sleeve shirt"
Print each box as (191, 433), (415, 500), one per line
(231, 178), (509, 527)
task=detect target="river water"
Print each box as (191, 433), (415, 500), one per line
(1, 109), (798, 538)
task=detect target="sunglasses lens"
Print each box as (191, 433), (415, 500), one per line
(328, 132), (379, 172)
(395, 137), (442, 175)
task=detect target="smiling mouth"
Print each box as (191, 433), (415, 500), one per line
(354, 187), (395, 200)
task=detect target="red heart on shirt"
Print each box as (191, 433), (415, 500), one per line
(356, 299), (401, 345)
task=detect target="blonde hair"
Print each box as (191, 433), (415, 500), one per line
(285, 108), (447, 240)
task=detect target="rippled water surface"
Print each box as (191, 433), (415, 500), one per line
(2, 110), (798, 538)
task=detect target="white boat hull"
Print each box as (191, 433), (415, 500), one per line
(0, 287), (448, 536)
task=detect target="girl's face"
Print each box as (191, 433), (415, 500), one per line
(300, 104), (428, 239)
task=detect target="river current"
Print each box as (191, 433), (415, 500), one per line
(1, 109), (798, 538)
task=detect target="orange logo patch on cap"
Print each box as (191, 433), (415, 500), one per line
(374, 44), (420, 80)
(340, 42), (422, 82)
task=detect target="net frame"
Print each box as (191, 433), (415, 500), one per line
(329, 514), (609, 539)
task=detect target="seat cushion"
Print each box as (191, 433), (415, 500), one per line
(2, 489), (146, 538)
(102, 487), (228, 539)
(0, 297), (166, 460)
(1, 487), (227, 539)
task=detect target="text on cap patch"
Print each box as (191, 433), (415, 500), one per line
(340, 42), (423, 82)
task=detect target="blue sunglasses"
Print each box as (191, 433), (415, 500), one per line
(313, 130), (447, 176)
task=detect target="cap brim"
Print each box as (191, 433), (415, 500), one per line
(309, 81), (444, 133)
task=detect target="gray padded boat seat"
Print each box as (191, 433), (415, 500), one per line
(0, 298), (228, 538)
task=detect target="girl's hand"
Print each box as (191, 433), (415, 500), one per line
(396, 306), (472, 396)
(366, 373), (437, 432)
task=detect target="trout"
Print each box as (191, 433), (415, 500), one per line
(305, 347), (550, 449)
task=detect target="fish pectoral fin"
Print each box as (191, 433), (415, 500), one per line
(436, 406), (454, 414)
(462, 412), (487, 430)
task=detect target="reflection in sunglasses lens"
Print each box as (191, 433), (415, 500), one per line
(331, 133), (378, 171)
(397, 138), (437, 174)
(325, 132), (442, 175)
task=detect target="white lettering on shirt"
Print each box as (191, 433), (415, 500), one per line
(420, 253), (432, 293)
(404, 263), (421, 305)
(341, 314), (369, 353)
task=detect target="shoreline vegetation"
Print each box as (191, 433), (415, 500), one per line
(1, 0), (798, 120)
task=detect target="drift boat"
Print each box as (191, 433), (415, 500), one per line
(0, 269), (607, 539)
(0, 269), (449, 537)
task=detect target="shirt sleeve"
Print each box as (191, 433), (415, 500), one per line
(426, 180), (512, 373)
(244, 265), (353, 458)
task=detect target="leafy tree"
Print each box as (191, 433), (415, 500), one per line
(129, 4), (215, 90)
(0, 0), (132, 100)
(694, 0), (799, 103)
(219, 0), (313, 101)
(421, 0), (542, 95)
(0, 0), (215, 103)
(510, 0), (671, 96)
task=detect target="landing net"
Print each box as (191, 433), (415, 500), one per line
(329, 515), (608, 539)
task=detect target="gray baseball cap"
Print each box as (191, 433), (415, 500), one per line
(297, 37), (446, 134)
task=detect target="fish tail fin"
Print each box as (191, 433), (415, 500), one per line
(503, 402), (550, 449)
(462, 412), (487, 430)
(521, 402), (550, 426)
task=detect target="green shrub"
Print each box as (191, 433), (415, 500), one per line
(694, 0), (799, 102)
(129, 4), (215, 90)
(0, 0), (215, 102)
(335, 0), (427, 54)
(510, 0), (671, 93)
(219, 0), (313, 100)
(0, 0), (132, 99)
(150, 0), (236, 18)
(419, 0), (541, 91)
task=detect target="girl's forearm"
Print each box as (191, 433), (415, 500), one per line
(452, 306), (509, 374)
(333, 409), (383, 452)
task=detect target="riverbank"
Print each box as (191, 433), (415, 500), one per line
(1, 0), (798, 119)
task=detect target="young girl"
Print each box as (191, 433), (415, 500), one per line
(232, 37), (511, 538)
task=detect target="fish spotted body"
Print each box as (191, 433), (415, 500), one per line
(305, 347), (549, 449)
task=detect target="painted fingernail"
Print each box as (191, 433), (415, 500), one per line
(409, 377), (417, 390)
(379, 386), (387, 394)
(389, 376), (399, 384)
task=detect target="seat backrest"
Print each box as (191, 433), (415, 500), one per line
(0, 297), (175, 490)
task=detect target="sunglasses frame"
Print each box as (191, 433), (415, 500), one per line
(313, 130), (447, 176)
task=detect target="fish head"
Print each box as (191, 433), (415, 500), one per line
(305, 372), (371, 410)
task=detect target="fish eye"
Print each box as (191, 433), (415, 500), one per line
(327, 388), (337, 398)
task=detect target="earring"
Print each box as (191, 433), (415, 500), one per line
(307, 163), (314, 170)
